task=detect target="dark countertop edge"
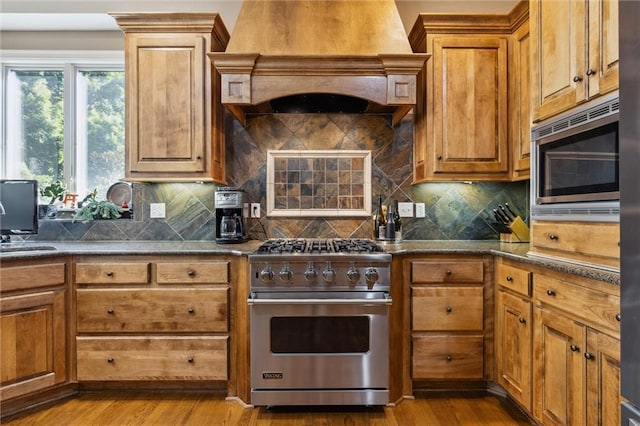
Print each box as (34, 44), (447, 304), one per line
(0, 240), (619, 285)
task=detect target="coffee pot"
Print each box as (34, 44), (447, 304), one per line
(215, 188), (248, 243)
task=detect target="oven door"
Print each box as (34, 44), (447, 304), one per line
(248, 291), (391, 391)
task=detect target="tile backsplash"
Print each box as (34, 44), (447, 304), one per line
(32, 112), (528, 241)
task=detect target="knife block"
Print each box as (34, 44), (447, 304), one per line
(500, 216), (530, 243)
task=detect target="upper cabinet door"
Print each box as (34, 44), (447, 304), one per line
(432, 36), (509, 175)
(588, 0), (619, 98)
(127, 34), (206, 175)
(113, 13), (230, 183)
(531, 0), (619, 123)
(531, 0), (587, 122)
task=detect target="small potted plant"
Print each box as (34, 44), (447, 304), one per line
(73, 189), (122, 222)
(39, 180), (66, 218)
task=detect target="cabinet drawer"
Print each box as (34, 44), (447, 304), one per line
(412, 287), (483, 331)
(496, 262), (531, 297)
(75, 263), (150, 285)
(77, 288), (228, 333)
(411, 260), (483, 284)
(0, 263), (66, 292)
(76, 336), (227, 381)
(534, 274), (620, 332)
(156, 262), (228, 284)
(531, 221), (619, 267)
(412, 335), (483, 379)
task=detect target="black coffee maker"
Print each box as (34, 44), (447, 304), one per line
(215, 188), (248, 243)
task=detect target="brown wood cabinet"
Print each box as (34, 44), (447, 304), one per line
(494, 258), (621, 425)
(0, 260), (68, 403)
(530, 0), (619, 122)
(408, 257), (488, 382)
(495, 259), (532, 412)
(111, 13), (230, 183)
(409, 3), (528, 182)
(532, 271), (621, 425)
(74, 256), (230, 382)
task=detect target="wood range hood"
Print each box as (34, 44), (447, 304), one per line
(209, 0), (429, 126)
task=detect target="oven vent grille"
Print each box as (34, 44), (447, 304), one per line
(532, 96), (619, 140)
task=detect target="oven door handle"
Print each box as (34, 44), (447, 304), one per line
(247, 293), (392, 306)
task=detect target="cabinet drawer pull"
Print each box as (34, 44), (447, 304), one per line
(548, 234), (558, 241)
(445, 269), (452, 276)
(586, 68), (595, 76)
(446, 355), (452, 362)
(106, 271), (114, 277)
(584, 352), (594, 360)
(187, 269), (196, 277)
(188, 357), (195, 363)
(506, 275), (513, 282)
(573, 75), (583, 82)
(446, 306), (452, 313)
(518, 317), (526, 324)
(616, 313), (621, 322)
(570, 345), (579, 352)
(107, 308), (114, 314)
(107, 357), (114, 363)
(188, 307), (195, 314)
(546, 289), (556, 296)
(437, 155), (443, 160)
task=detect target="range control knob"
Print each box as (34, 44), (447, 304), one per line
(364, 267), (379, 288)
(279, 267), (293, 283)
(322, 267), (336, 283)
(259, 265), (274, 283)
(304, 264), (318, 282)
(346, 267), (361, 285)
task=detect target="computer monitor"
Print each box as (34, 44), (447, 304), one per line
(0, 179), (39, 240)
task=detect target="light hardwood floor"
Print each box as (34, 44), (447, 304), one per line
(3, 392), (533, 425)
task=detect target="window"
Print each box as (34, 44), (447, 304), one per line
(1, 51), (124, 202)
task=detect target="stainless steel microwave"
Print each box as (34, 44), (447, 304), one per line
(531, 94), (620, 222)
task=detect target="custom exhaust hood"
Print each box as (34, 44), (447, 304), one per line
(209, 0), (429, 126)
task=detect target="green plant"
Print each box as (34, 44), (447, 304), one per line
(39, 180), (66, 204)
(73, 200), (122, 222)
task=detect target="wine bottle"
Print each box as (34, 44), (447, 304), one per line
(374, 194), (386, 240)
(393, 199), (402, 242)
(385, 202), (396, 240)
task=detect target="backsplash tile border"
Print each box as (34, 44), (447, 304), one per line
(267, 149), (372, 217)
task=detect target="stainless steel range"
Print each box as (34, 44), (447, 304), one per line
(248, 238), (392, 406)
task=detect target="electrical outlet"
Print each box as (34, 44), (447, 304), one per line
(398, 202), (413, 218)
(251, 203), (261, 218)
(415, 203), (426, 218)
(149, 203), (166, 218)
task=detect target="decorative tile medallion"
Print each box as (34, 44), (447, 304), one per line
(267, 150), (372, 217)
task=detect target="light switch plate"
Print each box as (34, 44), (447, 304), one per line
(415, 203), (426, 218)
(150, 203), (166, 218)
(398, 202), (413, 217)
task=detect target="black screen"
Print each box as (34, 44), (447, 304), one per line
(0, 180), (38, 235)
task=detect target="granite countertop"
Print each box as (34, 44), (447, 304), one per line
(0, 239), (619, 285)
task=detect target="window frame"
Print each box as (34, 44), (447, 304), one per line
(1, 50), (124, 195)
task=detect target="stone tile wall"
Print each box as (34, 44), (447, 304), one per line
(32, 112), (528, 241)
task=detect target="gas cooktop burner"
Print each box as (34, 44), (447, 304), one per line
(255, 238), (384, 254)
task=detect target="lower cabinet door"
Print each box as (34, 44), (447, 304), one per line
(412, 335), (483, 379)
(496, 291), (532, 411)
(533, 306), (584, 425)
(76, 336), (228, 381)
(586, 328), (620, 426)
(0, 290), (66, 401)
